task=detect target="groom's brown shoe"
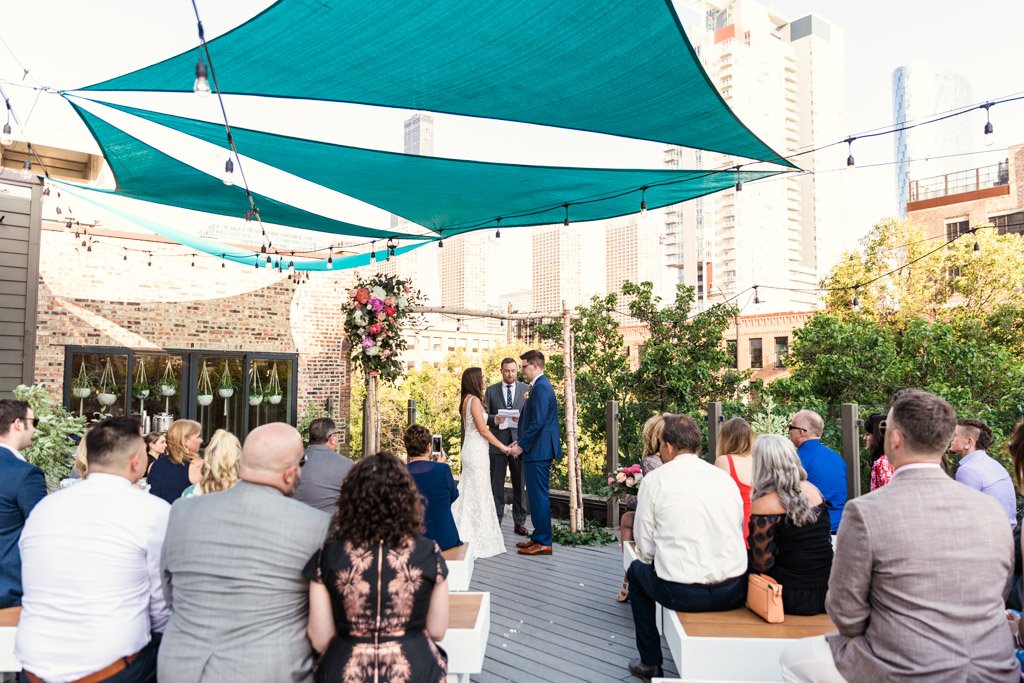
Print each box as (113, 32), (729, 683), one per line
(518, 543), (552, 556)
(515, 539), (537, 549)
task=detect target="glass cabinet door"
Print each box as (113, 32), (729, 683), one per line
(247, 358), (294, 430)
(137, 353), (184, 421)
(69, 351), (129, 419)
(195, 356), (244, 442)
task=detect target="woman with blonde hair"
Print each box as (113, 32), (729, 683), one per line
(615, 413), (666, 602)
(715, 417), (755, 548)
(748, 434), (833, 615)
(181, 429), (241, 498)
(149, 419), (203, 504)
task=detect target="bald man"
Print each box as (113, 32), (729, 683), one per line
(158, 424), (331, 683)
(789, 410), (847, 532)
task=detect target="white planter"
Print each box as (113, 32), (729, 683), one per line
(97, 393), (117, 406)
(136, 389), (150, 398)
(197, 394), (214, 406)
(72, 387), (91, 398)
(159, 385), (177, 396)
(249, 395), (263, 406)
(218, 388), (234, 398)
(268, 394), (282, 405)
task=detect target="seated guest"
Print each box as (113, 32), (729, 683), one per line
(70, 431), (89, 479)
(181, 429), (241, 498)
(404, 423), (462, 551)
(626, 414), (747, 682)
(715, 417), (755, 548)
(149, 419), (203, 504)
(788, 410), (847, 532)
(616, 413), (665, 601)
(864, 413), (893, 491)
(0, 399), (46, 608)
(951, 417), (1016, 527)
(306, 451), (449, 682)
(15, 416), (170, 682)
(158, 423), (331, 683)
(292, 417), (354, 513)
(144, 430), (167, 474)
(780, 390), (1018, 682)
(748, 434), (833, 615)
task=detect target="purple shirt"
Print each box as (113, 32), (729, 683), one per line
(956, 450), (1017, 527)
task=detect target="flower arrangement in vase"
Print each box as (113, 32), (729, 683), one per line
(342, 274), (422, 383)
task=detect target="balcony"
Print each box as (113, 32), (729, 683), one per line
(907, 161), (1010, 211)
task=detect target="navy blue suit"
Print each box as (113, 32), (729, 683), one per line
(515, 374), (562, 546)
(0, 445), (46, 607)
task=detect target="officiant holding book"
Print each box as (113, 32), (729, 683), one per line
(485, 357), (530, 536)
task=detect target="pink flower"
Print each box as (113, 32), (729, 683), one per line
(361, 337), (374, 349)
(608, 476), (614, 485)
(355, 288), (370, 304)
(384, 296), (396, 306)
(376, 311), (386, 321)
(615, 472), (627, 483)
(625, 477), (635, 487)
(369, 324), (383, 335)
(381, 349), (392, 358)
(354, 304), (361, 310)
(385, 306), (397, 317)
(369, 298), (384, 312)
(347, 289), (358, 298)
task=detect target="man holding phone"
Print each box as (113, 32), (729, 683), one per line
(485, 358), (530, 535)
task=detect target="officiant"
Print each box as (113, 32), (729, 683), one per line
(485, 358), (530, 536)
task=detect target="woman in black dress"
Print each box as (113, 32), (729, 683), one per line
(305, 451), (449, 683)
(748, 434), (834, 616)
(148, 420), (203, 504)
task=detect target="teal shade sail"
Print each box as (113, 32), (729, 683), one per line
(54, 181), (426, 271)
(82, 0), (793, 166)
(72, 99), (783, 237)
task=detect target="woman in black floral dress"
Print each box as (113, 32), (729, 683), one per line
(305, 451), (449, 683)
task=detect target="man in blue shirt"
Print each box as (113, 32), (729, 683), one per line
(789, 410), (847, 532)
(951, 418), (1016, 527)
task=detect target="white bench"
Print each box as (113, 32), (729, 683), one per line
(442, 542), (474, 592)
(662, 607), (836, 682)
(623, 540), (662, 635)
(439, 591), (490, 683)
(0, 607), (21, 673)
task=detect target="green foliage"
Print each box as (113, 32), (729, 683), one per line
(551, 518), (617, 547)
(13, 385), (88, 491)
(297, 400), (331, 448)
(746, 395), (794, 437)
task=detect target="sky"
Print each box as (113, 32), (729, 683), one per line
(1, 0), (1022, 300)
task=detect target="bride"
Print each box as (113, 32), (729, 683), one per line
(451, 367), (510, 559)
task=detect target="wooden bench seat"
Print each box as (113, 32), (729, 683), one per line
(439, 591), (490, 683)
(442, 541), (473, 592)
(677, 608), (836, 639)
(0, 606), (21, 673)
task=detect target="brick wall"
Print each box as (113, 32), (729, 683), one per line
(33, 224), (356, 452)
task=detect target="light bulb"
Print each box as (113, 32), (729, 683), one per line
(193, 61), (211, 98)
(846, 154), (855, 168)
(640, 188), (648, 218)
(984, 121), (994, 147)
(326, 254), (333, 270)
(20, 158), (32, 179)
(973, 241), (981, 258)
(0, 123), (11, 147)
(735, 180), (743, 192)
(222, 158), (234, 186)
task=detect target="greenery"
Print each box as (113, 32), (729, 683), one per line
(71, 364), (94, 391)
(215, 368), (238, 391)
(298, 400), (331, 448)
(551, 518), (617, 547)
(343, 273), (423, 384)
(14, 385), (88, 491)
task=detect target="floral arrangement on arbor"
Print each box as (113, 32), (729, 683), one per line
(602, 463), (645, 500)
(343, 273), (422, 383)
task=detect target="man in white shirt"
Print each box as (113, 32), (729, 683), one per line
(16, 416), (170, 683)
(626, 414), (748, 682)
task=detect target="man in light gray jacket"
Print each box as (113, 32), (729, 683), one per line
(292, 417), (353, 514)
(158, 423), (331, 683)
(780, 390), (1018, 682)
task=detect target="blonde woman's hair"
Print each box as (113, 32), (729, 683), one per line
(642, 414), (665, 458)
(717, 417), (755, 458)
(198, 429), (241, 495)
(73, 431), (89, 478)
(750, 434), (817, 527)
(165, 420), (201, 466)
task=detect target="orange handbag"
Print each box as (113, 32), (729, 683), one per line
(746, 573), (784, 623)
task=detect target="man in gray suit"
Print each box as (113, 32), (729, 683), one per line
(780, 390), (1018, 682)
(485, 358), (530, 535)
(158, 423), (331, 683)
(292, 417), (354, 514)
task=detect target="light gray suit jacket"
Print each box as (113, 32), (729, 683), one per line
(292, 444), (354, 514)
(484, 381), (529, 455)
(827, 467), (1017, 682)
(158, 481), (331, 683)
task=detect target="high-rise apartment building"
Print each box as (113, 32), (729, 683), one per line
(664, 1), (847, 314)
(606, 213), (661, 323)
(892, 65), (973, 216)
(439, 232), (493, 331)
(532, 225), (581, 313)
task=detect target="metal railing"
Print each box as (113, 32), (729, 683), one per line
(909, 160), (1009, 203)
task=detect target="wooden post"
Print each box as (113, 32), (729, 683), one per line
(506, 301), (513, 346)
(707, 401), (723, 459)
(562, 300), (582, 533)
(606, 400), (620, 528)
(840, 403), (861, 501)
(361, 396), (373, 457)
(407, 399), (417, 426)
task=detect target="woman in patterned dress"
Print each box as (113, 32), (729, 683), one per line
(305, 451), (450, 683)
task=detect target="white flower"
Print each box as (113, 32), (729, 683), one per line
(370, 286), (387, 301)
(353, 310), (367, 326)
(365, 345), (380, 356)
(397, 295), (407, 309)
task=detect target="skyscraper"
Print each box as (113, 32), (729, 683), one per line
(663, 1), (847, 314)
(532, 225), (581, 313)
(892, 65), (973, 216)
(439, 232), (492, 331)
(606, 213), (661, 323)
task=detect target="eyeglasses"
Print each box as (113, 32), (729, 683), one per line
(787, 425), (806, 432)
(878, 420), (887, 436)
(326, 432), (338, 440)
(22, 417), (40, 428)
(284, 454), (308, 469)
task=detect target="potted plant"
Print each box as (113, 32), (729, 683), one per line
(157, 360), (179, 397)
(71, 364), (94, 399)
(248, 366), (265, 406)
(216, 361), (236, 398)
(132, 360), (151, 401)
(266, 363), (283, 405)
(97, 358), (120, 406)
(197, 364), (214, 407)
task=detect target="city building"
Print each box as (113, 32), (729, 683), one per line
(906, 143), (1024, 239)
(532, 224), (582, 313)
(606, 213), (661, 323)
(664, 1), (848, 314)
(892, 65), (974, 218)
(439, 232), (493, 331)
(401, 324), (509, 372)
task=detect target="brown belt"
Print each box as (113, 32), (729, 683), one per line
(24, 649), (142, 683)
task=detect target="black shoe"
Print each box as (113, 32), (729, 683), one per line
(627, 658), (663, 683)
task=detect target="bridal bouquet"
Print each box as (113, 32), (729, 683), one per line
(343, 273), (422, 383)
(602, 463), (645, 501)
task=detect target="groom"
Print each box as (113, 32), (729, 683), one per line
(510, 350), (562, 556)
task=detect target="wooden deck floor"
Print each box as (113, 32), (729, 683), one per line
(467, 518), (679, 683)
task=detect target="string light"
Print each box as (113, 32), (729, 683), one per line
(326, 252), (333, 269)
(982, 103), (994, 147)
(191, 254), (195, 267)
(0, 123), (10, 147)
(266, 255), (271, 264)
(846, 138), (855, 168)
(852, 287), (860, 312)
(288, 260), (295, 272)
(753, 286), (760, 305)
(20, 158), (31, 179)
(370, 242), (376, 264)
(386, 238), (397, 259)
(563, 204), (570, 227)
(222, 158), (234, 186)
(735, 178), (743, 192)
(495, 217), (501, 239)
(123, 253), (127, 262)
(640, 187), (648, 218)
(245, 209), (253, 222)
(193, 60), (211, 97)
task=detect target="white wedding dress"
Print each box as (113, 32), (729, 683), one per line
(451, 396), (506, 559)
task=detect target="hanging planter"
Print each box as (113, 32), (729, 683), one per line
(71, 363), (94, 399)
(132, 360), (151, 401)
(266, 363), (283, 405)
(197, 364), (214, 406)
(158, 359), (180, 413)
(248, 365), (265, 406)
(97, 357), (120, 407)
(216, 360), (236, 398)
